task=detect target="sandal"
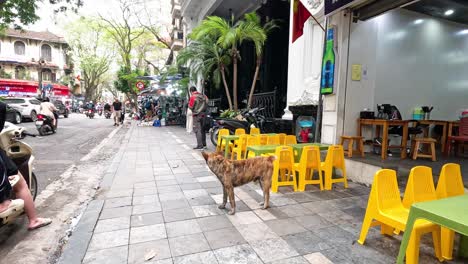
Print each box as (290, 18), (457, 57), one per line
(0, 199), (24, 218)
(28, 218), (52, 231)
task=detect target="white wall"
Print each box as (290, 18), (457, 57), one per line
(344, 9), (468, 136)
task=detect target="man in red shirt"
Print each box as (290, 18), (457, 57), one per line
(188, 86), (208, 149)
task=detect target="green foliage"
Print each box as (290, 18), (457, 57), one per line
(114, 67), (149, 95)
(220, 109), (240, 119)
(0, 68), (12, 79)
(0, 0), (83, 31)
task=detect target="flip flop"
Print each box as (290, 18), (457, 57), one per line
(28, 218), (52, 231)
(0, 199), (24, 218)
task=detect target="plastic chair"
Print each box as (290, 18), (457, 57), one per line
(293, 146), (323, 191)
(231, 134), (249, 160)
(446, 117), (468, 156)
(284, 135), (297, 145)
(258, 134), (268, 145)
(250, 127), (260, 135)
(235, 128), (246, 135)
(245, 136), (260, 159)
(436, 163), (465, 260)
(402, 166), (437, 209)
(267, 135), (280, 145)
(358, 169), (443, 264)
(277, 133), (286, 144)
(216, 129), (230, 151)
(271, 146), (297, 193)
(320, 145), (348, 190)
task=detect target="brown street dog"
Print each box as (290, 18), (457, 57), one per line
(201, 151), (275, 215)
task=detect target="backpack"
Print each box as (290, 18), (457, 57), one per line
(192, 93), (207, 115)
(145, 101), (152, 110)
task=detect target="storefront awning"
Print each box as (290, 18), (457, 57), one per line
(0, 78), (39, 96)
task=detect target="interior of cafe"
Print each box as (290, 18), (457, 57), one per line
(335, 0), (467, 182)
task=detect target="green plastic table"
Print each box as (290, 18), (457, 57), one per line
(247, 143), (329, 162)
(220, 135), (240, 158)
(397, 195), (468, 263)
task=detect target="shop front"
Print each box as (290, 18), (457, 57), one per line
(0, 79), (39, 97)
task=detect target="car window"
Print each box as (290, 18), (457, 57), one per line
(3, 98), (25, 104)
(30, 99), (41, 105)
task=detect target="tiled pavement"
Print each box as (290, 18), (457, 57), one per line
(63, 124), (465, 264)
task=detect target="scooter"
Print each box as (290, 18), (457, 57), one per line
(0, 122), (38, 225)
(210, 108), (265, 146)
(97, 109), (103, 116)
(88, 109), (95, 119)
(36, 114), (57, 136)
(104, 110), (111, 119)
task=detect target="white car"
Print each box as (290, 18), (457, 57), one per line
(3, 97), (42, 121)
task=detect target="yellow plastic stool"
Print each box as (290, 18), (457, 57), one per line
(358, 169), (443, 264)
(271, 146), (297, 193)
(235, 128), (246, 135)
(258, 134), (268, 145)
(231, 134), (249, 160)
(245, 136), (260, 159)
(293, 146), (323, 191)
(216, 129), (230, 152)
(267, 135), (280, 145)
(321, 145), (348, 190)
(250, 127), (260, 135)
(402, 166), (437, 209)
(277, 133), (286, 145)
(436, 163), (465, 260)
(284, 135), (297, 145)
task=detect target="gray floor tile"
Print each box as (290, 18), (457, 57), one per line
(155, 175), (176, 181)
(192, 205), (225, 217)
(128, 239), (172, 264)
(250, 238), (299, 263)
(213, 244), (263, 264)
(188, 195), (216, 206)
(132, 203), (162, 215)
(226, 211), (262, 226)
(163, 207), (196, 222)
(134, 188), (158, 196)
(276, 204), (314, 218)
(183, 189), (209, 199)
(156, 179), (178, 186)
(235, 222), (279, 243)
(132, 194), (159, 205)
(265, 218), (307, 236)
(204, 227), (246, 249)
(130, 223), (167, 244)
(104, 197), (133, 209)
(83, 245), (128, 264)
(301, 201), (336, 214)
(131, 212), (164, 227)
(159, 192), (185, 201)
(166, 219), (202, 237)
(311, 225), (356, 246)
(197, 215), (233, 232)
(173, 251), (218, 264)
(134, 181), (156, 189)
(303, 252), (335, 264)
(294, 214), (334, 230)
(94, 216), (130, 233)
(88, 229), (129, 251)
(100, 206), (132, 220)
(179, 184), (202, 191)
(157, 185), (182, 194)
(168, 233), (211, 257)
(268, 256), (310, 264)
(161, 199), (190, 211)
(105, 189), (133, 198)
(282, 231), (332, 255)
(200, 181), (222, 188)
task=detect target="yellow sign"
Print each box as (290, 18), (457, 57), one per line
(351, 64), (362, 81)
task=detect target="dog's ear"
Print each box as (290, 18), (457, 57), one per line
(215, 150), (224, 156)
(201, 151), (209, 161)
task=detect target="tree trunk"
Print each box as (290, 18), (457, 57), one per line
(221, 65), (233, 110)
(247, 55), (262, 109)
(232, 50), (238, 110)
(165, 50), (174, 65)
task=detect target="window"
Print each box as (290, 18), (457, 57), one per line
(41, 44), (52, 61)
(30, 99), (41, 105)
(42, 69), (52, 81)
(14, 41), (26, 55)
(4, 99), (26, 104)
(15, 66), (26, 79)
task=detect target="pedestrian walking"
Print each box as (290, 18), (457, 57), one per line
(112, 98), (122, 126)
(188, 86), (208, 149)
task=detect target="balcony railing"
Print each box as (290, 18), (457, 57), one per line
(171, 3), (181, 18)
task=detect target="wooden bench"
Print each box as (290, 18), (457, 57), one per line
(340, 136), (364, 158)
(412, 138), (436, 161)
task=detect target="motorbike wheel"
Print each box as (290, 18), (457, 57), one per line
(39, 126), (46, 136)
(30, 172), (38, 201)
(210, 127), (220, 147)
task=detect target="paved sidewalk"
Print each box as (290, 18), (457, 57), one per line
(61, 124), (464, 264)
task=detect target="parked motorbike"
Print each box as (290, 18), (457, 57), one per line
(88, 109), (95, 119)
(98, 109), (103, 116)
(0, 122), (38, 226)
(210, 107), (265, 146)
(104, 110), (111, 119)
(36, 114), (57, 136)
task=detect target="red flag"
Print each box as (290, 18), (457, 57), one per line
(292, 0), (312, 43)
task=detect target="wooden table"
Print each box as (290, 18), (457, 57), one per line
(358, 119), (409, 160)
(247, 143), (329, 162)
(418, 120), (448, 152)
(397, 195), (468, 263)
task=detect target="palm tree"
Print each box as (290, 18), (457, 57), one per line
(177, 36), (234, 110)
(243, 13), (279, 108)
(191, 14), (267, 110)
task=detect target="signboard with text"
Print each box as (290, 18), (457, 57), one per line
(324, 0), (355, 15)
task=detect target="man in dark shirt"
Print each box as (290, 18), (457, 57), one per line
(112, 98), (122, 126)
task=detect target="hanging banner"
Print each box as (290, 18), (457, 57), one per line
(324, 0), (356, 16)
(320, 26), (336, 95)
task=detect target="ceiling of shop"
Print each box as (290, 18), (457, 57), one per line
(405, 0), (468, 26)
(210, 0), (263, 19)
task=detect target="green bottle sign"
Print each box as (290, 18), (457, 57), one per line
(320, 27), (336, 95)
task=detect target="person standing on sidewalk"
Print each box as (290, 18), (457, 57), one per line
(188, 86), (208, 149)
(112, 98), (122, 126)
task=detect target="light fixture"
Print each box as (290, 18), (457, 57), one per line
(444, 9), (454, 16)
(414, 19), (424, 25)
(457, 29), (468, 35)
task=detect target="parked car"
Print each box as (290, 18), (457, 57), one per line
(4, 105), (22, 124)
(53, 100), (69, 118)
(3, 97), (41, 121)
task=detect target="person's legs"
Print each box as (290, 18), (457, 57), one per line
(12, 173), (50, 229)
(193, 115), (203, 148)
